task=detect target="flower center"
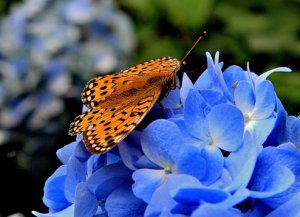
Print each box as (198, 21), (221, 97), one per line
(203, 137), (213, 147)
(244, 114), (251, 123)
(164, 166), (172, 174)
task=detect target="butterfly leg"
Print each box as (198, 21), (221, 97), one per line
(171, 77), (177, 90)
(158, 101), (166, 110)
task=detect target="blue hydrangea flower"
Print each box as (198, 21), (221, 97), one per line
(34, 52), (300, 217)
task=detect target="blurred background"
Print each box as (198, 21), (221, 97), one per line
(0, 0), (299, 216)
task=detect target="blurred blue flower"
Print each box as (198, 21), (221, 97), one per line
(34, 52), (300, 217)
(0, 0), (135, 171)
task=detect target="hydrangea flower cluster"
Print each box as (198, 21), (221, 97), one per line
(0, 0), (134, 147)
(33, 52), (300, 217)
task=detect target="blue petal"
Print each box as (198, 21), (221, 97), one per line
(87, 162), (132, 200)
(214, 188), (250, 209)
(56, 141), (78, 164)
(225, 133), (257, 192)
(255, 67), (291, 85)
(170, 175), (228, 204)
(132, 169), (165, 203)
(65, 156), (87, 203)
(141, 119), (185, 167)
(162, 79), (181, 109)
(266, 192), (300, 217)
(277, 142), (297, 152)
(251, 80), (276, 120)
(234, 80), (255, 114)
(211, 168), (233, 189)
(180, 73), (194, 106)
(106, 181), (146, 217)
(183, 89), (208, 139)
(287, 116), (300, 145)
(107, 153), (121, 164)
(194, 67), (211, 91)
(213, 52), (234, 102)
(250, 165), (294, 198)
(200, 90), (227, 107)
(43, 165), (72, 212)
(74, 140), (92, 162)
(135, 155), (161, 169)
(200, 146), (224, 184)
(248, 117), (276, 147)
(249, 147), (300, 208)
(158, 209), (173, 217)
(171, 117), (204, 147)
(263, 98), (288, 147)
(223, 65), (247, 96)
(207, 104), (244, 151)
(175, 146), (206, 180)
(191, 205), (242, 217)
(194, 52), (223, 91)
(32, 205), (74, 217)
(74, 182), (98, 217)
(118, 138), (143, 170)
(144, 175), (182, 217)
(86, 155), (106, 175)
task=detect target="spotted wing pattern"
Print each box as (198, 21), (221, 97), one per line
(81, 75), (136, 109)
(82, 89), (161, 154)
(81, 57), (179, 109)
(69, 107), (106, 136)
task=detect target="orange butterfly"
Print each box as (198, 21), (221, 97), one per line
(69, 33), (206, 154)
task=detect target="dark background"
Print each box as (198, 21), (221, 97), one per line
(0, 0), (299, 216)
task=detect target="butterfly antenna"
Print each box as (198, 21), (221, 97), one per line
(180, 31), (207, 66)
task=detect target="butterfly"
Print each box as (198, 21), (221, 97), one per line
(69, 32), (206, 154)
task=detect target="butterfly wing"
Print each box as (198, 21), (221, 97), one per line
(69, 107), (106, 136)
(81, 57), (180, 109)
(69, 75), (149, 136)
(81, 74), (136, 109)
(82, 88), (161, 154)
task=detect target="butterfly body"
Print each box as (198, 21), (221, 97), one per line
(69, 57), (181, 154)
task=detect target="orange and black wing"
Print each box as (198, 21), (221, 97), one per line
(82, 88), (161, 154)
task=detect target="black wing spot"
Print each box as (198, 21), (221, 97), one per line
(122, 80), (131, 85)
(108, 140), (115, 146)
(91, 101), (99, 107)
(116, 130), (128, 136)
(105, 135), (113, 140)
(103, 121), (111, 126)
(130, 112), (144, 117)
